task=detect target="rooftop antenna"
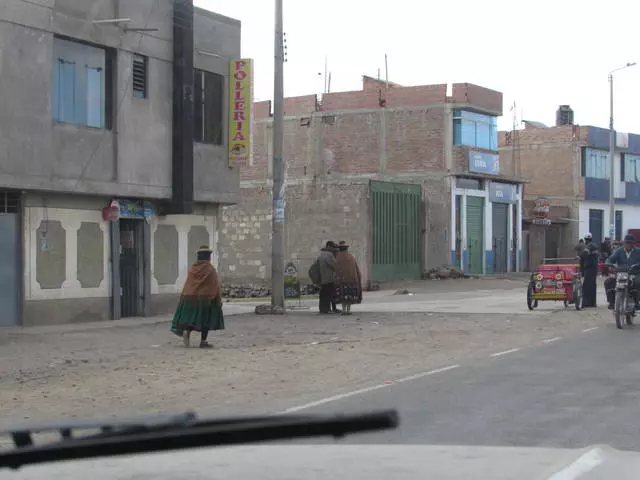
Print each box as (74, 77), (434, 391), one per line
(377, 68), (381, 80)
(92, 18), (158, 32)
(324, 56), (328, 94)
(327, 72), (332, 94)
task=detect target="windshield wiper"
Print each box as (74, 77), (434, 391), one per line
(0, 409), (398, 470)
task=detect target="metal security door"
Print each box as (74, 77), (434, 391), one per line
(371, 180), (421, 282)
(119, 219), (142, 317)
(0, 214), (19, 326)
(492, 203), (508, 273)
(466, 196), (484, 274)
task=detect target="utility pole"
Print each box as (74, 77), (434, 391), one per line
(608, 62), (636, 241)
(271, 0), (285, 308)
(608, 72), (615, 240)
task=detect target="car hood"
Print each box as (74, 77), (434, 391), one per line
(1, 444), (639, 479)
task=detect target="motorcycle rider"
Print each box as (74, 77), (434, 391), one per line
(604, 234), (640, 309)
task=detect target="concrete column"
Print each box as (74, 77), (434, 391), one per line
(443, 104), (453, 171)
(461, 194), (467, 272)
(379, 109), (387, 173)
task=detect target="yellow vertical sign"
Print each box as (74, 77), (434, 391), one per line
(228, 59), (253, 168)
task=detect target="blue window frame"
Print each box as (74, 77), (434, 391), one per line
(453, 110), (498, 150)
(52, 38), (107, 128)
(624, 153), (640, 182)
(581, 148), (609, 179)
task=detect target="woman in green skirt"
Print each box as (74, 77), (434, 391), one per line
(171, 245), (224, 348)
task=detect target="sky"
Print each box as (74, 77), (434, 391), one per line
(195, 0), (640, 133)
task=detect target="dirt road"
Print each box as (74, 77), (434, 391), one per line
(0, 282), (610, 429)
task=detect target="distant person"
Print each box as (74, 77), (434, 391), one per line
(170, 245), (224, 348)
(579, 233), (598, 308)
(334, 241), (362, 315)
(310, 241), (338, 314)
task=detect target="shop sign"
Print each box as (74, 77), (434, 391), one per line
(228, 59), (254, 168)
(532, 197), (551, 225)
(284, 262), (300, 299)
(468, 151), (500, 175)
(109, 199), (156, 219)
(489, 182), (517, 204)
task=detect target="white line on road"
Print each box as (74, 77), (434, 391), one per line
(543, 337), (562, 344)
(490, 348), (520, 358)
(548, 447), (604, 480)
(395, 364), (460, 383)
(582, 327), (599, 333)
(282, 364), (460, 413)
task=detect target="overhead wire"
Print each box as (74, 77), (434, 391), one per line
(70, 0), (161, 192)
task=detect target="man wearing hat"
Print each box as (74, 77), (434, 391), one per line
(604, 234), (640, 309)
(171, 245), (225, 347)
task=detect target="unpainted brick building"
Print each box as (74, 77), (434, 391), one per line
(220, 77), (524, 288)
(500, 114), (640, 270)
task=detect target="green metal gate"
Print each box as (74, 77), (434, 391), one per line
(466, 196), (484, 274)
(371, 180), (421, 282)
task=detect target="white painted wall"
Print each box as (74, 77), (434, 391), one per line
(150, 213), (217, 295)
(24, 207), (110, 301)
(450, 181), (523, 273)
(24, 207), (218, 301)
(579, 201), (640, 241)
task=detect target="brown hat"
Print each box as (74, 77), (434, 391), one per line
(197, 245), (213, 254)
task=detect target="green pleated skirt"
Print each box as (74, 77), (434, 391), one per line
(170, 296), (225, 337)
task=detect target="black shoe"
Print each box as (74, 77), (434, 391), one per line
(608, 304), (615, 310)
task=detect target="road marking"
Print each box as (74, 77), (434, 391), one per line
(490, 348), (520, 358)
(395, 364), (460, 383)
(543, 337), (561, 344)
(582, 327), (599, 333)
(282, 364), (460, 413)
(548, 446), (604, 480)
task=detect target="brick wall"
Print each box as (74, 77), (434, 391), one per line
(452, 83), (503, 114)
(500, 124), (585, 200)
(219, 182), (370, 286)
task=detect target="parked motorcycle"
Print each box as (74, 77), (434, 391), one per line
(613, 264), (640, 329)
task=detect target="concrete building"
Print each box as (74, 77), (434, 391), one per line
(219, 77), (524, 289)
(499, 107), (640, 270)
(0, 0), (241, 326)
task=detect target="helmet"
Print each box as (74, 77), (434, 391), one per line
(584, 232), (592, 240)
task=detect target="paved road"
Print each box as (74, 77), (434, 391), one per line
(289, 302), (640, 451)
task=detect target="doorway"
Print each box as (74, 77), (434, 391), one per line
(119, 219), (143, 317)
(466, 196), (484, 274)
(492, 203), (509, 273)
(0, 191), (20, 326)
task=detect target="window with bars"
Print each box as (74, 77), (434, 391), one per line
(0, 191), (19, 214)
(193, 69), (224, 145)
(132, 54), (148, 99)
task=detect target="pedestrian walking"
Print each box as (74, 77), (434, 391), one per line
(170, 245), (224, 348)
(310, 241), (338, 314)
(334, 241), (362, 315)
(579, 233), (599, 308)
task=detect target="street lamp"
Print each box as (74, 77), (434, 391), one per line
(608, 62), (636, 240)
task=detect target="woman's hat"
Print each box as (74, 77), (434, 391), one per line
(338, 240), (349, 247)
(197, 245), (213, 254)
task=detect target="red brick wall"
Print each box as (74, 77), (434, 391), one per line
(320, 84), (447, 112)
(283, 95), (318, 116)
(386, 108), (445, 172)
(254, 100), (271, 119)
(452, 83), (502, 114)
